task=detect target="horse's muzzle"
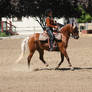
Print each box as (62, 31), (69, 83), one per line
(74, 35), (79, 39)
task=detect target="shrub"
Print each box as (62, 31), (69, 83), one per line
(77, 6), (92, 23)
(0, 32), (8, 37)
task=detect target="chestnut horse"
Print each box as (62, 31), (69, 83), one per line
(16, 23), (79, 70)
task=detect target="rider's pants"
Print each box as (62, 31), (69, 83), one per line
(46, 27), (54, 49)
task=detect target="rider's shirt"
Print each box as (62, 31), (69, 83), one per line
(46, 16), (56, 28)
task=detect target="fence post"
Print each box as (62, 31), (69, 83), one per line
(1, 21), (3, 32)
(86, 23), (88, 30)
(9, 21), (12, 32)
(6, 21), (7, 31)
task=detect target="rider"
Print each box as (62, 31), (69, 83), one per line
(45, 9), (58, 51)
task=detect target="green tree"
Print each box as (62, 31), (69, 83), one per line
(77, 6), (92, 23)
(0, 0), (11, 21)
(1, 0), (92, 28)
(12, 0), (81, 29)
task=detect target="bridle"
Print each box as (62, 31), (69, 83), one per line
(71, 26), (79, 39)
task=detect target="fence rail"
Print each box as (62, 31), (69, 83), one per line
(0, 21), (16, 33)
(79, 23), (92, 32)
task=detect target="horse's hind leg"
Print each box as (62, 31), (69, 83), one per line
(38, 49), (49, 67)
(56, 53), (64, 69)
(27, 51), (34, 69)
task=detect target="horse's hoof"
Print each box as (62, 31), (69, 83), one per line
(55, 66), (59, 70)
(70, 67), (74, 71)
(55, 68), (58, 70)
(34, 68), (39, 71)
(46, 64), (49, 67)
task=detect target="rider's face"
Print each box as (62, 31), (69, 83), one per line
(48, 12), (52, 17)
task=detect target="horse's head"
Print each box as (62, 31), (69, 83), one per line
(70, 22), (79, 39)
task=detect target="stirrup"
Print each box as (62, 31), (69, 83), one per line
(49, 48), (53, 51)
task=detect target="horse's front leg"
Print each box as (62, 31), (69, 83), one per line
(55, 53), (64, 69)
(64, 50), (74, 70)
(60, 47), (74, 70)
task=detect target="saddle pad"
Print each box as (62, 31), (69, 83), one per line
(54, 33), (61, 40)
(39, 33), (48, 41)
(39, 32), (62, 41)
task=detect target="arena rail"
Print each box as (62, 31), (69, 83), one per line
(0, 21), (18, 35)
(1, 21), (16, 32)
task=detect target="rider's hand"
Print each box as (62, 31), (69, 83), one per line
(55, 26), (58, 29)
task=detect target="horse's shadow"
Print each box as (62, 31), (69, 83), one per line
(34, 67), (92, 71)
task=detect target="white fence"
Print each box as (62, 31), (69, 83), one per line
(16, 26), (43, 35)
(79, 23), (92, 32)
(2, 17), (65, 35)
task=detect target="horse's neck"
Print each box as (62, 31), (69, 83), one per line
(62, 32), (70, 41)
(60, 24), (71, 47)
(61, 31), (70, 48)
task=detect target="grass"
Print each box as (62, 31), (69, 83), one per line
(0, 32), (9, 37)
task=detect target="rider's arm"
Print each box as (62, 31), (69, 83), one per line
(46, 17), (56, 28)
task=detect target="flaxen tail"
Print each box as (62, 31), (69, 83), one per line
(16, 37), (29, 63)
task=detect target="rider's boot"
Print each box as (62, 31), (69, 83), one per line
(49, 40), (54, 51)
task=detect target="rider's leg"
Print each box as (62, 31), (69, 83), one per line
(47, 29), (54, 51)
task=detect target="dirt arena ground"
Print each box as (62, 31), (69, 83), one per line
(0, 36), (92, 92)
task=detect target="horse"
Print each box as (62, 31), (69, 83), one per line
(16, 23), (79, 70)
